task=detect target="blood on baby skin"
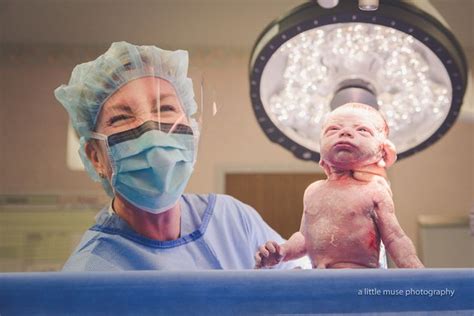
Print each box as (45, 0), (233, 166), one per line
(367, 231), (379, 251)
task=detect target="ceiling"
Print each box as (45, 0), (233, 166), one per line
(1, 0), (472, 120)
(0, 0), (472, 51)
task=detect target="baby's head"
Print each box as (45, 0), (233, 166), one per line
(319, 103), (395, 170)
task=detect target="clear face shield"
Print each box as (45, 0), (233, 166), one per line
(54, 42), (221, 214)
(92, 77), (195, 139)
(88, 70), (214, 214)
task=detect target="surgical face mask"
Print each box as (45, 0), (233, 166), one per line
(91, 120), (195, 214)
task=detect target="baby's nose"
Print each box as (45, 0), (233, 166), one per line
(339, 129), (353, 138)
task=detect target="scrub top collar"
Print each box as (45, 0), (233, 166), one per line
(92, 194), (217, 249)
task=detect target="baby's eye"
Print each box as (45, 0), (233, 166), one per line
(357, 127), (373, 135)
(325, 126), (340, 133)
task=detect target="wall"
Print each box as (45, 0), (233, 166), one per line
(0, 45), (473, 256)
(0, 64), (5, 192)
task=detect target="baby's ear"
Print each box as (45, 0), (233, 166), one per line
(319, 159), (331, 176)
(379, 139), (397, 168)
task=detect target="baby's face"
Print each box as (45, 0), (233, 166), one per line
(320, 107), (385, 169)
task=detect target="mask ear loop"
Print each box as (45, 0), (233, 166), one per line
(157, 91), (162, 133)
(89, 132), (117, 191)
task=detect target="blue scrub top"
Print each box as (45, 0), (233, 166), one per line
(62, 194), (307, 271)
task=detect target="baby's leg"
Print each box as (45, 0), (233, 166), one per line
(329, 262), (373, 269)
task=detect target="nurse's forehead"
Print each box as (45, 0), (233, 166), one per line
(106, 77), (177, 101)
(113, 77), (177, 95)
(100, 79), (179, 115)
(155, 78), (178, 94)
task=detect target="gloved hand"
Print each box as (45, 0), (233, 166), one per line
(254, 241), (286, 269)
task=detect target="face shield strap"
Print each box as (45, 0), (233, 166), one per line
(89, 132), (108, 142)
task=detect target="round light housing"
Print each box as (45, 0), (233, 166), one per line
(249, 0), (468, 161)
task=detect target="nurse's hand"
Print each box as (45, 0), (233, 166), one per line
(254, 241), (286, 269)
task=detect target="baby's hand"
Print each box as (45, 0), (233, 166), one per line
(254, 241), (286, 269)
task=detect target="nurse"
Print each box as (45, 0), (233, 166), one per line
(55, 41), (307, 271)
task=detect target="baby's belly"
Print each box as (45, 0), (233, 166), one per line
(303, 212), (380, 269)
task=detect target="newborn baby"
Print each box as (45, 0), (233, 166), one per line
(255, 103), (423, 269)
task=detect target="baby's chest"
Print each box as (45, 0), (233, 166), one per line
(305, 184), (375, 217)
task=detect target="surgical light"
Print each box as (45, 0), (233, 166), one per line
(249, 0), (468, 161)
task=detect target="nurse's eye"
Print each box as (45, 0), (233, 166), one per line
(108, 114), (133, 125)
(160, 104), (177, 112)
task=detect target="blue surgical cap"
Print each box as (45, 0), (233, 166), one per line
(54, 41), (198, 195)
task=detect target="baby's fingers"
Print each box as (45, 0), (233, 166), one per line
(259, 245), (270, 257)
(265, 241), (277, 254)
(254, 252), (263, 269)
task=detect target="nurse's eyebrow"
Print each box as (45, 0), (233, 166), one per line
(109, 104), (133, 113)
(159, 93), (176, 100)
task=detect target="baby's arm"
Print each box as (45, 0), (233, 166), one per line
(372, 182), (424, 268)
(254, 182), (321, 269)
(254, 219), (307, 268)
(281, 230), (307, 261)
